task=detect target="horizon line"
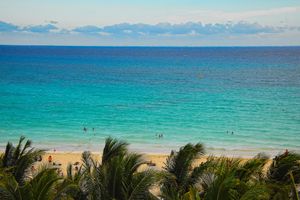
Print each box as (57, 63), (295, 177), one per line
(1, 44), (300, 48)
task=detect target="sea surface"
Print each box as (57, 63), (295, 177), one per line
(0, 46), (300, 156)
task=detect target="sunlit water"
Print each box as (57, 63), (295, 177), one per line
(0, 46), (300, 157)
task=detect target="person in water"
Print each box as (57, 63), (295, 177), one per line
(83, 127), (87, 132)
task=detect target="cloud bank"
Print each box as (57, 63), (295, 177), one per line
(0, 20), (299, 46)
(0, 21), (19, 32)
(23, 24), (58, 33)
(0, 21), (288, 35)
(73, 22), (282, 36)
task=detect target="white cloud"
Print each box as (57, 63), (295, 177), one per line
(0, 21), (293, 36)
(123, 30), (132, 34)
(0, 20), (299, 46)
(98, 31), (110, 36)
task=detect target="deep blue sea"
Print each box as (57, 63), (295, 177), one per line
(0, 46), (300, 156)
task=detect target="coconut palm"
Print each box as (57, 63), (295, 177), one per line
(181, 187), (201, 200)
(80, 137), (159, 200)
(1, 136), (299, 200)
(201, 154), (270, 200)
(0, 136), (45, 185)
(160, 143), (205, 200)
(268, 152), (300, 184)
(266, 151), (300, 200)
(62, 163), (87, 200)
(0, 167), (75, 200)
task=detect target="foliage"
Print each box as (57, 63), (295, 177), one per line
(1, 136), (300, 200)
(198, 155), (270, 200)
(0, 167), (75, 200)
(268, 152), (300, 184)
(267, 152), (300, 200)
(79, 137), (160, 200)
(0, 136), (45, 185)
(160, 143), (205, 200)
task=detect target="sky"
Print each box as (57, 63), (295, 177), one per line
(0, 0), (300, 46)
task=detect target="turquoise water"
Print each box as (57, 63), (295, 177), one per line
(0, 46), (300, 156)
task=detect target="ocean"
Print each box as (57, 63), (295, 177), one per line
(0, 46), (300, 156)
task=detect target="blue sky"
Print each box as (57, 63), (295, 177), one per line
(0, 0), (299, 46)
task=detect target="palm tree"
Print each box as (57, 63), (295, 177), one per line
(268, 152), (300, 184)
(201, 154), (270, 200)
(80, 137), (159, 200)
(2, 136), (298, 200)
(64, 163), (88, 200)
(182, 187), (201, 200)
(0, 136), (44, 185)
(160, 143), (205, 200)
(266, 151), (300, 200)
(0, 167), (75, 200)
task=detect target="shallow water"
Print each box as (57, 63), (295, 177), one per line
(0, 46), (300, 156)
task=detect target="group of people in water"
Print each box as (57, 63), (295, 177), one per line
(83, 127), (95, 132)
(83, 127), (97, 136)
(156, 133), (164, 138)
(84, 127), (165, 139)
(227, 131), (235, 135)
(82, 127), (238, 139)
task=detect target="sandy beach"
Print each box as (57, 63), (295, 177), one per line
(1, 2), (299, 197)
(40, 152), (272, 175)
(42, 152), (169, 173)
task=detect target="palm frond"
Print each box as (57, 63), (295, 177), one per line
(240, 184), (270, 200)
(102, 137), (128, 165)
(0, 136), (45, 185)
(29, 167), (61, 199)
(268, 152), (300, 184)
(2, 142), (14, 168)
(161, 143), (204, 199)
(127, 170), (158, 200)
(182, 187), (201, 200)
(164, 143), (204, 188)
(237, 153), (269, 182)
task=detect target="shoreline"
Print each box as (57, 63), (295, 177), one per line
(36, 152), (273, 175)
(41, 146), (288, 158)
(0, 145), (290, 158)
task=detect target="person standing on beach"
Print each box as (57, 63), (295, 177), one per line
(48, 155), (52, 163)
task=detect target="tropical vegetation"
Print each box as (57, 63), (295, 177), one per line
(0, 136), (299, 200)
